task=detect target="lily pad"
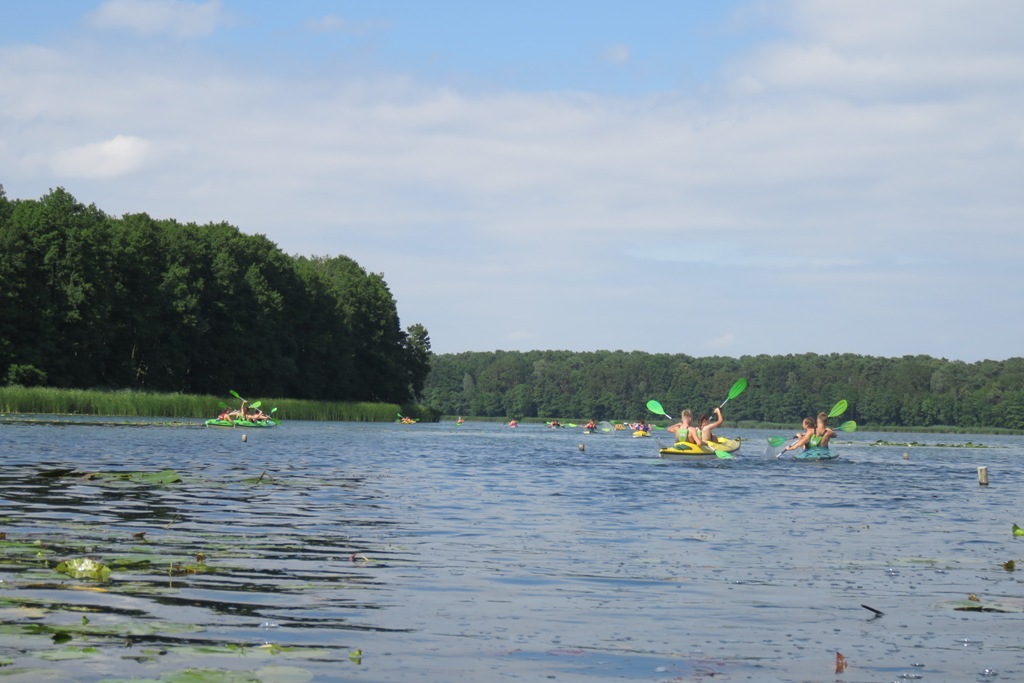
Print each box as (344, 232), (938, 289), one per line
(38, 646), (101, 661)
(942, 597), (1024, 613)
(96, 469), (183, 485)
(53, 558), (111, 581)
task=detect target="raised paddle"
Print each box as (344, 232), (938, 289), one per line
(828, 399), (848, 418)
(646, 400), (673, 420)
(715, 378), (748, 410)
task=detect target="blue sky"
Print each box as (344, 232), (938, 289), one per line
(2, 0), (1023, 361)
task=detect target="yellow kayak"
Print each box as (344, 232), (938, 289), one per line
(706, 436), (741, 453)
(659, 435), (741, 459)
(632, 431), (651, 438)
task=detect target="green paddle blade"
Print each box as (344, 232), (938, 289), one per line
(230, 390), (244, 401)
(837, 420), (857, 432)
(828, 400), (848, 418)
(727, 378), (748, 401)
(250, 401), (262, 409)
(646, 399), (667, 416)
(767, 436), (789, 447)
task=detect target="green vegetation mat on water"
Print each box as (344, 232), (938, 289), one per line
(870, 439), (996, 448)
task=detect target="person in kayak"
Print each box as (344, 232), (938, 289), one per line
(782, 417), (816, 453)
(812, 412), (836, 448)
(584, 419), (597, 430)
(699, 407), (724, 445)
(669, 409), (703, 446)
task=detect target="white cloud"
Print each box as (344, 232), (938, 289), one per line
(3, 0), (1024, 360)
(52, 135), (153, 179)
(304, 14), (386, 34)
(729, 0), (1024, 99)
(86, 0), (231, 39)
(601, 44), (632, 65)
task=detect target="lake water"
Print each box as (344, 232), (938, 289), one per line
(1, 418), (1022, 682)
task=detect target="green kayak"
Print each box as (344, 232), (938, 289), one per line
(205, 418), (278, 428)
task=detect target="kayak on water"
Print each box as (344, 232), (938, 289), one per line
(707, 436), (741, 453)
(205, 417), (278, 428)
(632, 431), (651, 438)
(660, 436), (740, 454)
(786, 446), (837, 461)
(658, 435), (740, 458)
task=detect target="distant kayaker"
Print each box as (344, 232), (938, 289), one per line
(584, 419), (596, 430)
(508, 419), (518, 428)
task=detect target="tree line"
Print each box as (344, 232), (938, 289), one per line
(422, 349), (1024, 429)
(0, 185), (431, 403)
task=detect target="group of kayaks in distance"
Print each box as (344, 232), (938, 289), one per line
(205, 391), (279, 428)
(454, 379), (855, 462)
(206, 380), (855, 461)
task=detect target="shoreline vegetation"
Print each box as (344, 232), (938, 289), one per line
(2, 387), (1021, 435)
(0, 386), (435, 423)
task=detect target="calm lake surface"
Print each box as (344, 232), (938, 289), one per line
(1, 418), (1022, 682)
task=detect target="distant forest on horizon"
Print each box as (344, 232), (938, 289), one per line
(421, 349), (1024, 429)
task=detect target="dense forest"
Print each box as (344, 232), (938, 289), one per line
(422, 350), (1024, 429)
(0, 185), (431, 403)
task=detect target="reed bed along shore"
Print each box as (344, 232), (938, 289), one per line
(0, 386), (431, 422)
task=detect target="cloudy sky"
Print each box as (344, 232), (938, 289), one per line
(2, 1), (1022, 361)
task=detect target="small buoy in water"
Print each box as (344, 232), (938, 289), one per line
(578, 443), (585, 452)
(978, 466), (989, 486)
(903, 452), (909, 459)
(242, 434), (248, 442)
